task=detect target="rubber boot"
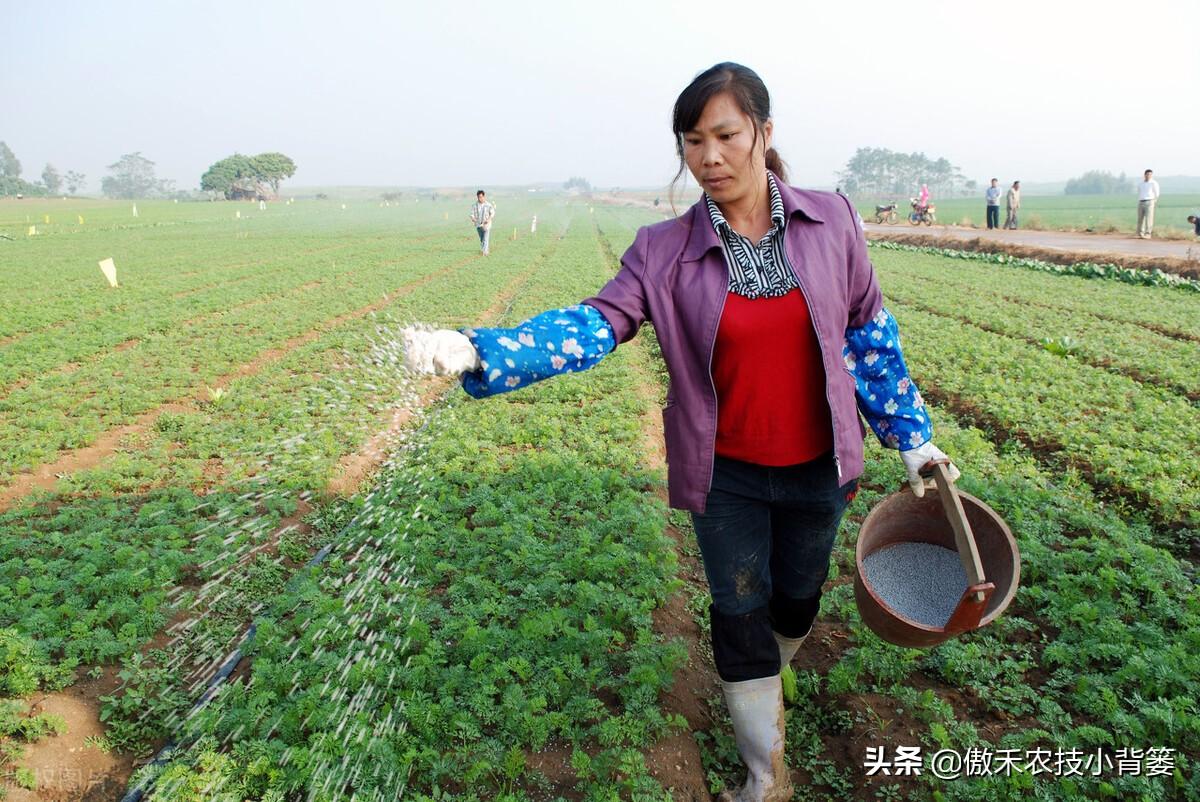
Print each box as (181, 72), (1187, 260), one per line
(774, 621), (814, 668)
(717, 674), (793, 802)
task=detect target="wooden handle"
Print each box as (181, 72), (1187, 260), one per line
(921, 459), (987, 602)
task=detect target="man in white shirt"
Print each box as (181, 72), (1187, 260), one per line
(1137, 169), (1161, 239)
(985, 178), (1001, 229)
(470, 190), (496, 255)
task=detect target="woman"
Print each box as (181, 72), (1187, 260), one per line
(404, 62), (959, 802)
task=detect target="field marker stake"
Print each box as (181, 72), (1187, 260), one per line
(98, 257), (119, 287)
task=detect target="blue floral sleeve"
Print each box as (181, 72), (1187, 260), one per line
(843, 307), (932, 450)
(460, 304), (616, 398)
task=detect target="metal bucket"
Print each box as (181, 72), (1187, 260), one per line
(853, 462), (1021, 648)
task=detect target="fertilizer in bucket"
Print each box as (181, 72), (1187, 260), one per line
(862, 542), (968, 628)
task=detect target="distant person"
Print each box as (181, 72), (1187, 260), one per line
(1136, 169), (1160, 239)
(470, 190), (496, 255)
(985, 178), (1001, 229)
(918, 183), (930, 209)
(1188, 214), (1200, 237)
(1004, 181), (1021, 229)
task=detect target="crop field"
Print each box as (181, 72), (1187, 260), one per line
(855, 193), (1200, 235)
(0, 198), (1197, 801)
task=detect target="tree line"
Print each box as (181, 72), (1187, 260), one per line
(1, 140), (297, 200)
(1, 141), (85, 197)
(837, 147), (965, 197)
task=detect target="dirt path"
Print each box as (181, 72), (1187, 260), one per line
(864, 222), (1200, 261)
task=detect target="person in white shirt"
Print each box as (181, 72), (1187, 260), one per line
(470, 190), (497, 255)
(1136, 169), (1161, 239)
(985, 178), (1001, 229)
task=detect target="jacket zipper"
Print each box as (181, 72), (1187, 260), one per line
(787, 257), (842, 479)
(704, 289), (730, 492)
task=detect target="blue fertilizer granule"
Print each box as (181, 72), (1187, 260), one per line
(862, 542), (969, 628)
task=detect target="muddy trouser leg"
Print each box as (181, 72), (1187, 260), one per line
(691, 453), (857, 801)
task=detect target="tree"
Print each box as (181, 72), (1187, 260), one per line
(0, 142), (43, 196)
(250, 152), (296, 197)
(564, 176), (591, 192)
(101, 152), (165, 199)
(1064, 170), (1134, 195)
(200, 154), (260, 199)
(65, 171), (86, 195)
(41, 164), (62, 195)
(0, 142), (20, 180)
(837, 147), (965, 197)
(200, 152), (296, 199)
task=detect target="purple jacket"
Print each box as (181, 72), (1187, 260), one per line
(582, 180), (882, 512)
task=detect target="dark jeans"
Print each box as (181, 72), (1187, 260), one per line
(986, 205), (999, 229)
(690, 452), (858, 681)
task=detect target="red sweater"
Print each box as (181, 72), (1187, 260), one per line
(712, 289), (833, 465)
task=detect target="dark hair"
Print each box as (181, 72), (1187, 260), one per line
(476, 190), (485, 196)
(670, 62), (786, 207)
(991, 177), (998, 182)
(1144, 169), (1153, 174)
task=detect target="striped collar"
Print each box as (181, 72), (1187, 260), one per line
(704, 172), (787, 239)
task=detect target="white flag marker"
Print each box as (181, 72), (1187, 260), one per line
(98, 258), (118, 287)
(132, 204), (138, 217)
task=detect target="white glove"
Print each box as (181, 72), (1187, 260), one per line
(401, 327), (480, 376)
(899, 441), (961, 498)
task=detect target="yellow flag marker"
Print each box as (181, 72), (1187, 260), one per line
(132, 204), (139, 217)
(512, 227), (517, 240)
(28, 225), (37, 236)
(341, 203), (347, 210)
(98, 258), (118, 287)
(443, 212), (448, 220)
(44, 214), (50, 224)
(236, 210), (241, 219)
(78, 215), (85, 225)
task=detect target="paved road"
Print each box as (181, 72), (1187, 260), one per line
(864, 222), (1200, 261)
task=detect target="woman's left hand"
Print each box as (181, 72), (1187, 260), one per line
(898, 442), (961, 497)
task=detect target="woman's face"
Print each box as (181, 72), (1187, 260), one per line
(682, 91), (772, 208)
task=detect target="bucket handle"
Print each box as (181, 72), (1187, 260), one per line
(944, 581), (996, 634)
(920, 459), (988, 603)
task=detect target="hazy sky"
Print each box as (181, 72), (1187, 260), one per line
(3, 0), (1197, 192)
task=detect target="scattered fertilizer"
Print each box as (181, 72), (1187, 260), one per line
(862, 541), (969, 628)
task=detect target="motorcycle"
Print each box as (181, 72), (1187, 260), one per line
(874, 203), (899, 225)
(909, 198), (936, 226)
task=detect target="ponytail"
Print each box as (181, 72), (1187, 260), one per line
(764, 147), (788, 184)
